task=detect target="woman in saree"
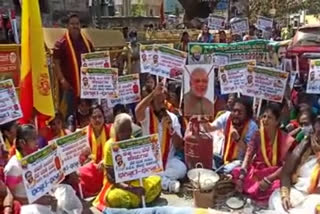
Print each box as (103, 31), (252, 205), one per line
(0, 121), (18, 158)
(269, 116), (320, 214)
(4, 124), (82, 213)
(47, 112), (71, 141)
(78, 105), (113, 198)
(94, 113), (161, 211)
(232, 103), (295, 205)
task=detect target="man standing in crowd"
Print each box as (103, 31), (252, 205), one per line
(53, 14), (93, 119)
(135, 83), (187, 193)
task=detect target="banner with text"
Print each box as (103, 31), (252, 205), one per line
(243, 66), (288, 102)
(21, 143), (65, 203)
(256, 16), (273, 32)
(108, 74), (141, 107)
(80, 67), (118, 99)
(53, 129), (90, 176)
(219, 60), (256, 95)
(0, 45), (20, 86)
(307, 59), (320, 94)
(0, 79), (22, 125)
(188, 40), (269, 65)
(208, 15), (225, 30)
(81, 51), (111, 68)
(230, 18), (249, 35)
(111, 134), (163, 183)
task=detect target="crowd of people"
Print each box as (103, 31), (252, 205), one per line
(0, 12), (319, 214)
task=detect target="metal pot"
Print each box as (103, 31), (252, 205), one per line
(187, 163), (219, 192)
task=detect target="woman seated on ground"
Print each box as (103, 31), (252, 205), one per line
(94, 113), (161, 211)
(78, 105), (113, 198)
(288, 109), (314, 143)
(0, 121), (18, 158)
(232, 103), (295, 206)
(4, 124), (82, 213)
(47, 112), (71, 141)
(269, 116), (320, 214)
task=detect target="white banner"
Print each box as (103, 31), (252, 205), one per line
(307, 59), (320, 94)
(21, 144), (65, 203)
(219, 60), (256, 95)
(256, 16), (273, 31)
(230, 18), (249, 35)
(112, 135), (163, 183)
(208, 15), (225, 30)
(81, 51), (111, 68)
(80, 67), (118, 99)
(0, 79), (22, 125)
(243, 66), (288, 103)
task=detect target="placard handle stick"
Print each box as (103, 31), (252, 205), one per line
(257, 99), (263, 118)
(156, 75), (159, 84)
(98, 96), (101, 105)
(253, 97), (257, 115)
(0, 131), (5, 147)
(139, 178), (146, 208)
(78, 183), (84, 199)
(295, 55), (300, 78)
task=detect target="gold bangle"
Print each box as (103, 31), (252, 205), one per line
(280, 186), (289, 198)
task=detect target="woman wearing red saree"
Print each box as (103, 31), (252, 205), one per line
(232, 103), (295, 205)
(78, 105), (112, 197)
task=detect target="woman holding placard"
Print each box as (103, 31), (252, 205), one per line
(4, 124), (82, 213)
(93, 113), (161, 211)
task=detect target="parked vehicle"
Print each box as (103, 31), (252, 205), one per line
(286, 25), (320, 77)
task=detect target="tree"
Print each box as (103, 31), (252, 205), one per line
(131, 0), (145, 17)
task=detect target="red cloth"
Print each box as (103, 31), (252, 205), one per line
(77, 162), (104, 198)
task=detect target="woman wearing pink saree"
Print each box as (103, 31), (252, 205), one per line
(232, 103), (296, 205)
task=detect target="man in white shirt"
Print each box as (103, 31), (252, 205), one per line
(135, 83), (186, 193)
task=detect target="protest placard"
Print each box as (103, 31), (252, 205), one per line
(243, 66), (288, 102)
(184, 64), (215, 116)
(149, 45), (187, 80)
(230, 18), (249, 35)
(21, 143), (64, 203)
(0, 79), (22, 125)
(307, 59), (320, 94)
(80, 67), (118, 99)
(140, 45), (154, 73)
(188, 40), (269, 65)
(0, 45), (20, 86)
(53, 129), (90, 176)
(256, 16), (273, 32)
(111, 134), (163, 183)
(81, 51), (111, 68)
(108, 74), (141, 107)
(219, 60), (256, 95)
(208, 15), (225, 30)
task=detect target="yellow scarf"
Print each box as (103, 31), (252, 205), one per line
(308, 162), (320, 194)
(260, 123), (278, 167)
(89, 126), (107, 164)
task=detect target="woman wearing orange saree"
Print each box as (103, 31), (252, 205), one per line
(78, 105), (112, 197)
(232, 103), (295, 205)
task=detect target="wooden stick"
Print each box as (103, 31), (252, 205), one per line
(139, 178), (146, 208)
(78, 183), (84, 199)
(257, 99), (263, 118)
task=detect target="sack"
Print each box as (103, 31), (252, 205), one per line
(193, 189), (214, 209)
(54, 184), (83, 214)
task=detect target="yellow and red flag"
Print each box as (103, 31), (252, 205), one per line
(19, 0), (54, 125)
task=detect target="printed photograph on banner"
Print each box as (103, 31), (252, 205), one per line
(21, 143), (64, 203)
(307, 60), (320, 94)
(140, 44), (154, 73)
(188, 40), (268, 65)
(53, 128), (90, 176)
(219, 60), (256, 95)
(81, 51), (111, 68)
(256, 16), (273, 32)
(111, 134), (163, 183)
(208, 15), (225, 30)
(108, 74), (141, 107)
(0, 79), (22, 125)
(150, 45), (187, 80)
(80, 67), (118, 99)
(230, 18), (249, 35)
(282, 59), (296, 90)
(183, 64), (215, 116)
(243, 66), (288, 102)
